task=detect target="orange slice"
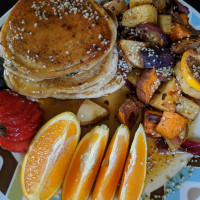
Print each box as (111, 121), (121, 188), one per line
(21, 112), (81, 200)
(180, 49), (200, 92)
(61, 124), (109, 200)
(92, 124), (130, 200)
(118, 124), (147, 200)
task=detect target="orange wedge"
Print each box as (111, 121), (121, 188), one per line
(92, 124), (130, 200)
(61, 124), (109, 200)
(118, 124), (147, 200)
(21, 112), (81, 200)
(180, 49), (200, 92)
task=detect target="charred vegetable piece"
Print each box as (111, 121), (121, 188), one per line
(120, 40), (147, 68)
(165, 137), (182, 152)
(126, 68), (143, 87)
(143, 109), (162, 138)
(140, 46), (175, 68)
(129, 0), (153, 8)
(136, 68), (161, 103)
(150, 77), (181, 112)
(174, 62), (200, 99)
(172, 36), (200, 54)
(176, 96), (200, 120)
(135, 23), (168, 47)
(169, 23), (192, 42)
(153, 0), (165, 11)
(158, 15), (172, 34)
(103, 0), (128, 16)
(180, 13), (188, 25)
(165, 125), (188, 152)
(117, 98), (139, 128)
(180, 139), (200, 156)
(155, 111), (188, 138)
(174, 0), (189, 15)
(122, 5), (157, 27)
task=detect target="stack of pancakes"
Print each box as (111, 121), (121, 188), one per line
(1, 0), (123, 99)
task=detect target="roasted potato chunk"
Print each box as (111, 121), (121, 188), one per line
(122, 5), (157, 27)
(156, 111), (188, 138)
(120, 40), (147, 68)
(158, 15), (172, 34)
(136, 68), (161, 103)
(117, 98), (139, 128)
(129, 0), (153, 8)
(176, 96), (200, 120)
(104, 0), (128, 16)
(174, 62), (200, 99)
(150, 77), (181, 112)
(153, 0), (166, 11)
(165, 125), (188, 152)
(126, 68), (143, 87)
(77, 99), (109, 126)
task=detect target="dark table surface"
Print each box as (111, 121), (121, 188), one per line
(0, 0), (200, 17)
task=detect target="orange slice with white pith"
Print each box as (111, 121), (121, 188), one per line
(180, 49), (200, 92)
(21, 112), (81, 200)
(61, 124), (109, 200)
(118, 124), (147, 200)
(92, 124), (130, 200)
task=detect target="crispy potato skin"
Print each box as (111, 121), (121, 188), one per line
(155, 111), (188, 138)
(136, 68), (161, 103)
(122, 5), (157, 27)
(158, 15), (172, 34)
(176, 96), (200, 120)
(150, 77), (181, 112)
(129, 0), (153, 8)
(119, 40), (147, 68)
(104, 0), (128, 16)
(143, 109), (162, 138)
(117, 98), (139, 128)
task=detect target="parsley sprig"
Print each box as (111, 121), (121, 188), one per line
(0, 124), (7, 136)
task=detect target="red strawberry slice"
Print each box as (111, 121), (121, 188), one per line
(5, 119), (42, 141)
(0, 89), (43, 152)
(0, 91), (27, 116)
(0, 102), (39, 126)
(0, 135), (32, 152)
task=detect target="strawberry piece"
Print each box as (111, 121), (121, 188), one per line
(0, 90), (27, 116)
(5, 119), (42, 141)
(0, 102), (40, 126)
(0, 135), (32, 152)
(0, 89), (43, 151)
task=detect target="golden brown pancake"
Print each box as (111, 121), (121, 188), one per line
(1, 0), (117, 79)
(4, 47), (118, 97)
(5, 70), (124, 99)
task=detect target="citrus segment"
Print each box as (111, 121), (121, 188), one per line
(180, 49), (200, 92)
(21, 112), (80, 200)
(61, 125), (109, 200)
(92, 124), (130, 200)
(118, 124), (147, 200)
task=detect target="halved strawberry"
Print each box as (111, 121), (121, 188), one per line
(0, 135), (32, 152)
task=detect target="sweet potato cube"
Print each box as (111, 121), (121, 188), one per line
(156, 111), (188, 138)
(117, 98), (139, 128)
(143, 109), (162, 138)
(136, 68), (161, 103)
